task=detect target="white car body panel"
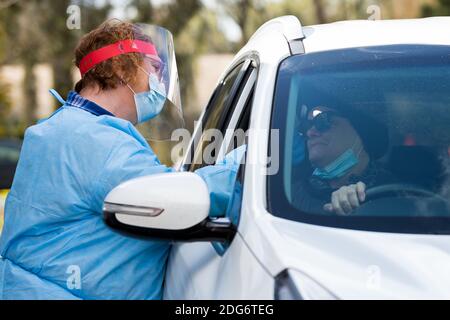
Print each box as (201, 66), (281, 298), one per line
(303, 17), (450, 54)
(242, 213), (450, 299)
(164, 234), (274, 299)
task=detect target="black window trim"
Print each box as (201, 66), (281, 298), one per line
(185, 54), (259, 172)
(211, 78), (257, 256)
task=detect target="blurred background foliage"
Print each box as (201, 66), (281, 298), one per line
(0, 0), (448, 162)
(422, 0), (450, 15)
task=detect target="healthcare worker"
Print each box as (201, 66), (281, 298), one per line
(0, 20), (244, 300)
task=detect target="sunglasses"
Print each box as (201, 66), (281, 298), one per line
(300, 111), (341, 135)
(145, 56), (166, 77)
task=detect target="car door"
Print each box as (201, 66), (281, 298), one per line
(163, 57), (273, 299)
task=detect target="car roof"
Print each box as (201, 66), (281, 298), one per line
(224, 16), (450, 85)
(302, 17), (450, 54)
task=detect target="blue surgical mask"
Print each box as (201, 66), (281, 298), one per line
(128, 72), (167, 124)
(312, 142), (362, 180)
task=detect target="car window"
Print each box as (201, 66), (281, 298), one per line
(268, 45), (450, 234)
(211, 67), (256, 256)
(224, 92), (253, 154)
(189, 61), (253, 172)
(216, 67), (256, 162)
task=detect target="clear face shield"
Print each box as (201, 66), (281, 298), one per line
(78, 23), (184, 141)
(133, 24), (184, 141)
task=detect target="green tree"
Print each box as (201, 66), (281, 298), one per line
(0, 0), (112, 130)
(218, 0), (326, 50)
(422, 0), (450, 16)
(220, 0), (271, 47)
(126, 0), (202, 104)
(176, 8), (232, 55)
(0, 0), (18, 137)
(41, 0), (112, 108)
(129, 0), (154, 22)
(0, 0), (45, 128)
(0, 80), (11, 138)
(314, 0), (327, 23)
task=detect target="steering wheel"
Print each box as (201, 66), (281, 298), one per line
(365, 184), (448, 204)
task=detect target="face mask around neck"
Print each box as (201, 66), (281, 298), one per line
(312, 140), (363, 180)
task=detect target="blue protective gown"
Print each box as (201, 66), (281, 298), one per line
(0, 91), (244, 300)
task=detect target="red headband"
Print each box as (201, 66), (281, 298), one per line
(79, 39), (158, 77)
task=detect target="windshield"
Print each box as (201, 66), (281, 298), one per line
(268, 45), (450, 234)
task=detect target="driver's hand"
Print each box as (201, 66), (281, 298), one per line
(323, 182), (366, 215)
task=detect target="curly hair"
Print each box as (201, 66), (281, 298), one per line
(74, 19), (152, 93)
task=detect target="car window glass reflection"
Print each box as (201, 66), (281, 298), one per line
(273, 46), (450, 223)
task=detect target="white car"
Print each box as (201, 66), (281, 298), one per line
(103, 16), (450, 299)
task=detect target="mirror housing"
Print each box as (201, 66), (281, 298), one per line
(103, 172), (235, 242)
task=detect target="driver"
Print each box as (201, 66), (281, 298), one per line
(294, 106), (396, 215)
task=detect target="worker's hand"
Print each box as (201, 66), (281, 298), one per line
(323, 182), (366, 215)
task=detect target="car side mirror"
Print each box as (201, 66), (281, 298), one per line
(103, 172), (235, 242)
